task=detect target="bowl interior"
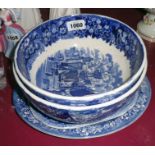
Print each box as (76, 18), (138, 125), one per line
(16, 14), (144, 97)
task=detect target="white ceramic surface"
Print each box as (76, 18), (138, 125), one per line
(11, 8), (43, 32)
(49, 8), (81, 19)
(137, 9), (155, 42)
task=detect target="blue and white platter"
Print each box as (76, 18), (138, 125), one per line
(13, 77), (151, 139)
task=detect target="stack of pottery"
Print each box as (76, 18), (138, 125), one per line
(12, 14), (150, 138)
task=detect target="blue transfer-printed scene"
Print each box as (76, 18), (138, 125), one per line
(36, 47), (123, 96)
(17, 15), (143, 83)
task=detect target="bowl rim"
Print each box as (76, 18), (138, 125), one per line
(13, 60), (147, 111)
(14, 13), (147, 101)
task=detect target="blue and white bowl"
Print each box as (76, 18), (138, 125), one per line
(14, 14), (147, 106)
(13, 62), (147, 123)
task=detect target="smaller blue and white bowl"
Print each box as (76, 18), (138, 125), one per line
(13, 61), (147, 124)
(14, 14), (147, 107)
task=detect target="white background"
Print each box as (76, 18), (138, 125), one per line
(0, 0), (155, 8)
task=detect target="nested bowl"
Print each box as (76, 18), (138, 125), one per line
(13, 61), (147, 123)
(14, 14), (146, 107)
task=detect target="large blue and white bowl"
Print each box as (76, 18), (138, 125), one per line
(13, 62), (147, 123)
(14, 14), (147, 106)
